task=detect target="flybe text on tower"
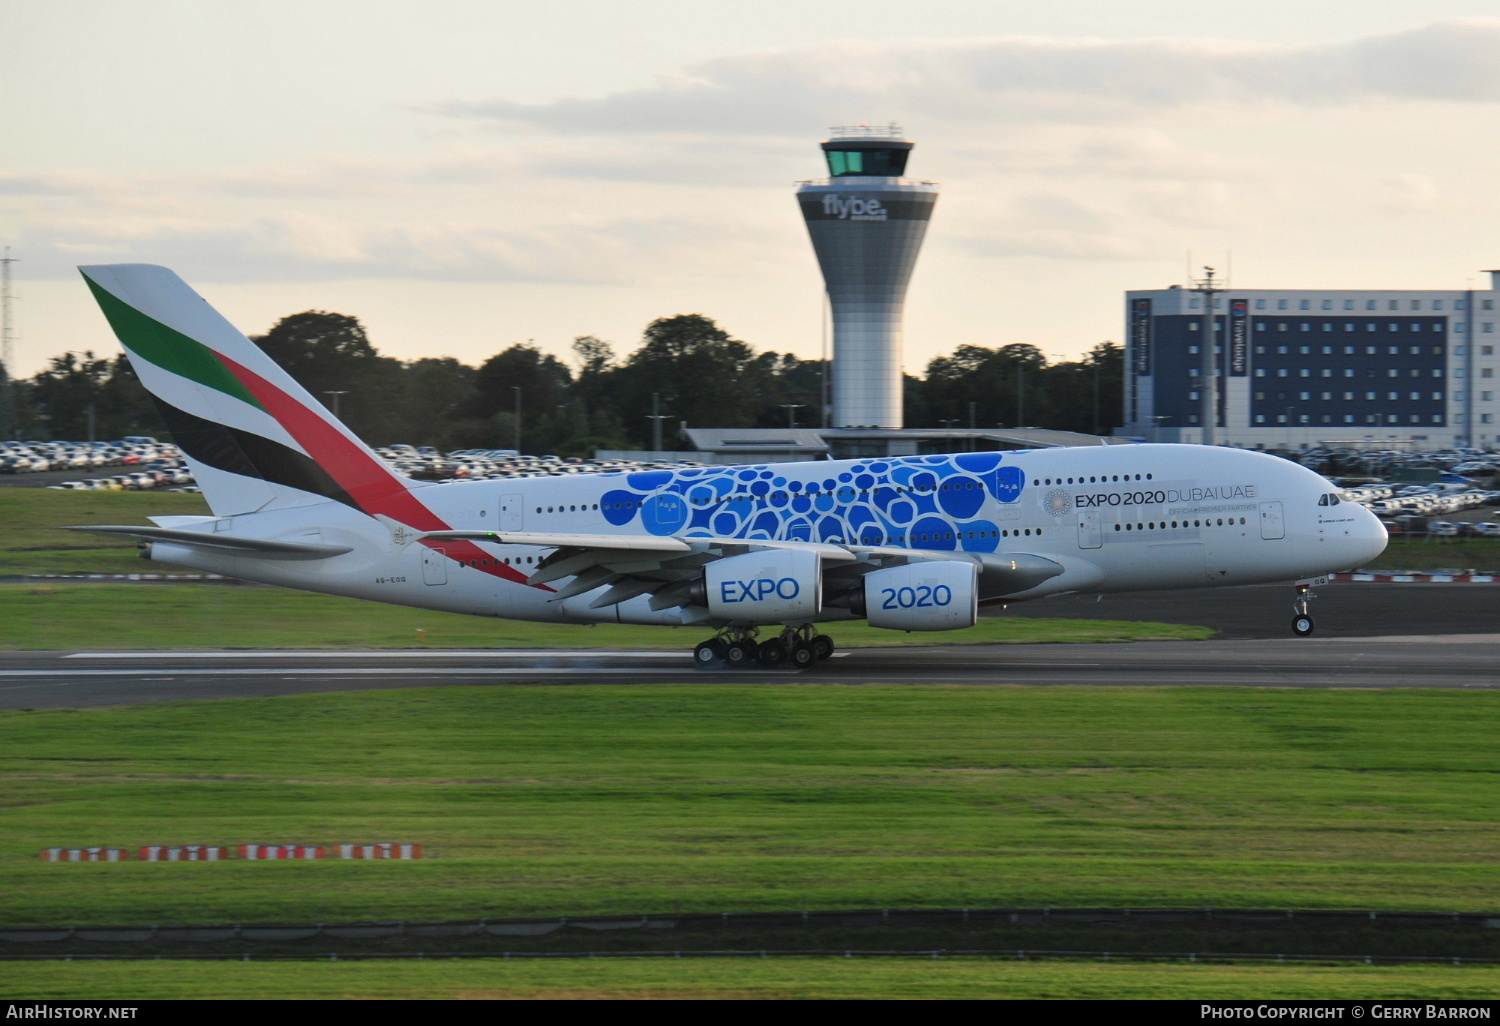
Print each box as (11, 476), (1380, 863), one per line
(821, 195), (888, 221)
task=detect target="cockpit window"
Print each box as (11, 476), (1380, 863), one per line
(1316, 493), (1341, 506)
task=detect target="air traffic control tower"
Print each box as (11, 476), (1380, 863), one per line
(797, 125), (938, 429)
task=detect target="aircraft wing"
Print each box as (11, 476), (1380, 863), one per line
(63, 525), (353, 561)
(389, 519), (1062, 610)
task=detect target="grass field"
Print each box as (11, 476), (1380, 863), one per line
(2, 686), (1497, 927)
(2, 958), (1495, 1000)
(1368, 539), (1500, 572)
(0, 583), (1209, 650)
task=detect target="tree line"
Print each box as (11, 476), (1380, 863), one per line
(1, 310), (1122, 454)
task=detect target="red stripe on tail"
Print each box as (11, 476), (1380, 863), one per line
(216, 354), (540, 588)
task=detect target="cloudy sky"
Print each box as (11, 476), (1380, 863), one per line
(3, 0), (1499, 379)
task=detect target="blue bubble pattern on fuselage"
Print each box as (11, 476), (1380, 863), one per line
(593, 453), (1030, 552)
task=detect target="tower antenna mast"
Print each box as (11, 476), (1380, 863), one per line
(1190, 265), (1222, 446)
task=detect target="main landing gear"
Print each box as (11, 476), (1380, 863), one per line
(1291, 582), (1316, 637)
(693, 625), (836, 671)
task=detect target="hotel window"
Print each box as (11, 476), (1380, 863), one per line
(1389, 324), (1399, 332)
(1277, 369), (1288, 377)
(1367, 323), (1377, 332)
(1483, 414), (1494, 424)
(1299, 414), (1310, 424)
(1299, 300), (1311, 310)
(1388, 414), (1399, 423)
(1483, 391), (1495, 401)
(1188, 391), (1199, 400)
(1484, 324), (1495, 333)
(1189, 367), (1199, 376)
(1321, 369), (1332, 377)
(1485, 299), (1495, 310)
(1278, 323), (1287, 331)
(1299, 369), (1310, 377)
(1456, 300), (1467, 310)
(1255, 391), (1265, 399)
(1254, 368), (1265, 377)
(1276, 414), (1287, 424)
(1321, 346), (1332, 354)
(1299, 391), (1310, 400)
(1434, 300), (1444, 310)
(1455, 346), (1468, 355)
(1434, 369), (1444, 377)
(1344, 346), (1354, 354)
(1410, 392), (1421, 401)
(1455, 391), (1466, 401)
(1344, 414), (1355, 423)
(1256, 323), (1266, 332)
(1254, 299), (1266, 310)
(1366, 392), (1377, 400)
(1344, 323), (1354, 331)
(1367, 346), (1376, 354)
(1388, 369), (1399, 377)
(1277, 345), (1288, 354)
(1322, 322), (1332, 331)
(1343, 392), (1354, 400)
(1389, 346), (1399, 355)
(1456, 323), (1467, 332)
(1188, 344), (1199, 353)
(1411, 300), (1422, 310)
(1389, 300), (1399, 311)
(1321, 392), (1332, 400)
(1277, 299), (1288, 310)
(1255, 345), (1265, 354)
(1320, 300), (1331, 310)
(1388, 391), (1399, 400)
(1454, 369), (1467, 378)
(1299, 345), (1310, 354)
(1189, 298), (1200, 309)
(1483, 368), (1495, 378)
(1366, 300), (1377, 310)
(1410, 346), (1420, 354)
(1343, 299), (1354, 310)
(1344, 369), (1354, 377)
(1300, 323), (1310, 331)
(1484, 346), (1495, 355)
(1434, 392), (1445, 401)
(1254, 414), (1266, 423)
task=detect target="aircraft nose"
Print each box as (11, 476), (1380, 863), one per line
(1346, 504), (1389, 568)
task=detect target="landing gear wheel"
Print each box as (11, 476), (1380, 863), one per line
(694, 640), (726, 669)
(810, 635), (834, 661)
(724, 641), (757, 668)
(789, 642), (817, 669)
(1292, 614), (1315, 637)
(757, 639), (788, 667)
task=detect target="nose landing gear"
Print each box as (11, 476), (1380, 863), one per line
(1291, 582), (1316, 636)
(693, 625), (835, 670)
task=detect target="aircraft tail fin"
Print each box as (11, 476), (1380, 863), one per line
(79, 264), (415, 518)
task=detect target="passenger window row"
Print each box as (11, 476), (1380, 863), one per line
(1113, 517), (1247, 532)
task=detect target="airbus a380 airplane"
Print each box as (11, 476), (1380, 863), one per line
(70, 265), (1388, 669)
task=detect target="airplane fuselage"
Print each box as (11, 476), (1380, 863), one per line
(142, 444), (1388, 630)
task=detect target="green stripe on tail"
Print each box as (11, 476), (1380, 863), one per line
(83, 275), (266, 411)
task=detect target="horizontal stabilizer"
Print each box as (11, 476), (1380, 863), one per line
(64, 525), (352, 561)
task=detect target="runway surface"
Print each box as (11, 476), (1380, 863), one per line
(0, 581), (1493, 709)
(0, 634), (1495, 709)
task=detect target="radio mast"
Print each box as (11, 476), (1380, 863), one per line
(0, 247), (15, 439)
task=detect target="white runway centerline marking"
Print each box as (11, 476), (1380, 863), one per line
(64, 649), (692, 660)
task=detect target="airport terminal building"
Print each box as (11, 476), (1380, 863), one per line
(1121, 272), (1500, 449)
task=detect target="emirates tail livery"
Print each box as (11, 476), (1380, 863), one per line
(70, 265), (1388, 668)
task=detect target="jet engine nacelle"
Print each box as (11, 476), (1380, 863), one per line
(862, 560), (978, 632)
(705, 548), (822, 623)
